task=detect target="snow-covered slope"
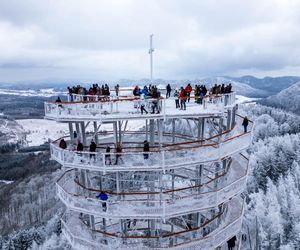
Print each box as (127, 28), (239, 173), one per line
(264, 81), (300, 114)
(199, 77), (268, 97)
(0, 118), (25, 146)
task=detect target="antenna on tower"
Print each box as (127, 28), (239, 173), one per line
(149, 34), (154, 82)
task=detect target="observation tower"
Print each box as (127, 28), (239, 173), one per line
(45, 89), (253, 249)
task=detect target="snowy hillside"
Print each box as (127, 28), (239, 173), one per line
(263, 81), (300, 114)
(0, 117), (25, 146)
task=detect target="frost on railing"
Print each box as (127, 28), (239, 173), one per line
(61, 197), (243, 249)
(44, 92), (236, 120)
(56, 156), (248, 218)
(50, 127), (252, 172)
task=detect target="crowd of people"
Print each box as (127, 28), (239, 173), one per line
(67, 83), (116, 101)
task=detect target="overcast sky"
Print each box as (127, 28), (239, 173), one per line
(0, 0), (300, 82)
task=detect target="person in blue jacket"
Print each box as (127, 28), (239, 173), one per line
(96, 191), (108, 211)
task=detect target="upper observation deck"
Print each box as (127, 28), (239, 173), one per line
(44, 92), (236, 122)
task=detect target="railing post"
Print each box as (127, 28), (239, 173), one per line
(102, 154), (106, 174)
(163, 99), (166, 120)
(162, 150), (166, 174)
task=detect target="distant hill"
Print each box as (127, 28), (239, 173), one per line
(3, 75), (298, 98)
(226, 75), (300, 94)
(261, 81), (300, 114)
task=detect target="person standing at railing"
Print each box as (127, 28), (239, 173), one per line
(150, 87), (160, 114)
(140, 94), (148, 114)
(89, 140), (97, 161)
(96, 191), (108, 212)
(55, 97), (63, 114)
(105, 146), (111, 165)
(194, 85), (199, 103)
(143, 140), (150, 159)
(185, 84), (192, 102)
(133, 85), (141, 97)
(115, 84), (120, 97)
(76, 140), (84, 162)
(180, 87), (187, 110)
(242, 116), (249, 133)
(87, 87), (94, 101)
(174, 89), (180, 108)
(166, 84), (172, 98)
(59, 138), (67, 149)
(227, 235), (236, 250)
(114, 143), (123, 165)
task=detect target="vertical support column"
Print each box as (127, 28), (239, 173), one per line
(232, 106), (236, 129)
(68, 122), (74, 141)
(75, 122), (80, 141)
(93, 121), (98, 144)
(172, 118), (176, 143)
(218, 118), (224, 135)
(157, 119), (163, 145)
(149, 119), (155, 146)
(226, 109), (232, 130)
(80, 121), (86, 145)
(113, 121), (118, 145)
(118, 121), (122, 143)
(196, 164), (203, 228)
(146, 119), (149, 141)
(198, 118), (205, 142)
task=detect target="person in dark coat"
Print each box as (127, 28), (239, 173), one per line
(143, 140), (150, 159)
(89, 140), (97, 160)
(242, 116), (249, 133)
(77, 141), (84, 151)
(227, 235), (237, 250)
(76, 140), (84, 160)
(166, 84), (172, 98)
(59, 138), (67, 149)
(114, 143), (123, 165)
(105, 146), (111, 165)
(56, 96), (62, 108)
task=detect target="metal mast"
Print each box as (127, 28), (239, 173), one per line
(149, 34), (154, 82)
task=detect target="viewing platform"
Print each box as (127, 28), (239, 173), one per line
(44, 92), (236, 122)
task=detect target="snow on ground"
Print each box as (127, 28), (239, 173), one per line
(16, 119), (146, 147)
(17, 119), (69, 146)
(0, 88), (65, 97)
(0, 180), (14, 184)
(235, 95), (258, 104)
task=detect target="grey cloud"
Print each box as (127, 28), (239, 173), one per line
(0, 0), (300, 82)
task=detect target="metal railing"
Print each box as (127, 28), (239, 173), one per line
(60, 198), (243, 249)
(56, 156), (248, 219)
(50, 120), (252, 173)
(44, 92), (236, 121)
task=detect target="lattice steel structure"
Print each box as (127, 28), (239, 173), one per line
(45, 91), (253, 249)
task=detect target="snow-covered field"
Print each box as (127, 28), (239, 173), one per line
(16, 119), (146, 147)
(0, 88), (64, 97)
(0, 180), (14, 184)
(17, 119), (69, 146)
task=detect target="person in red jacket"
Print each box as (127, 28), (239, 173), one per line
(185, 84), (192, 102)
(180, 87), (187, 110)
